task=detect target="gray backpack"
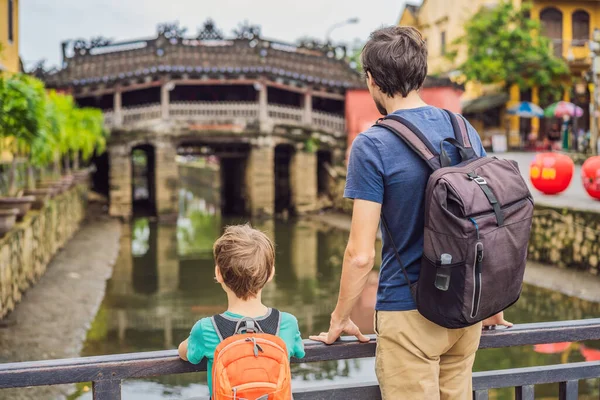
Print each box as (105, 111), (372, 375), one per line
(377, 110), (534, 329)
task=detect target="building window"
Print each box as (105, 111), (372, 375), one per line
(7, 0), (14, 43)
(540, 7), (563, 58)
(572, 10), (590, 47)
(441, 31), (446, 56)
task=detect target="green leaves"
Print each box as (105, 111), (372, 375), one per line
(0, 75), (108, 168)
(455, 1), (571, 93)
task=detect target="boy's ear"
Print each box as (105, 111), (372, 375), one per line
(215, 265), (224, 283)
(267, 265), (275, 283)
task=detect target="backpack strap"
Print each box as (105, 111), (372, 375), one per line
(211, 308), (281, 341)
(376, 115), (442, 171)
(443, 110), (478, 160)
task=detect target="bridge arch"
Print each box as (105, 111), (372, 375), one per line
(131, 144), (156, 216)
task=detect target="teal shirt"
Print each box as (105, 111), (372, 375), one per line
(186, 309), (305, 395)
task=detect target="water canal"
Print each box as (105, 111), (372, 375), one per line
(74, 165), (600, 400)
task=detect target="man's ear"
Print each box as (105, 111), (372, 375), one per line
(366, 70), (377, 89)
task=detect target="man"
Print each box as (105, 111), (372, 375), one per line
(309, 26), (511, 399)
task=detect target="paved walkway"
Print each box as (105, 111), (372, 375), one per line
(501, 152), (600, 213)
(0, 206), (121, 400)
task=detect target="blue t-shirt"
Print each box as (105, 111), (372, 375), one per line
(344, 106), (486, 311)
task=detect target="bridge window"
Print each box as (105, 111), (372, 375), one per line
(572, 10), (590, 47)
(268, 87), (302, 107)
(540, 7), (563, 58)
(122, 87), (161, 107)
(7, 0), (14, 43)
(170, 85), (256, 102)
(312, 96), (344, 115)
(75, 94), (114, 110)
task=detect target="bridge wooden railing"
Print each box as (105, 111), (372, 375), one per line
(102, 102), (346, 135)
(1, 319), (599, 399)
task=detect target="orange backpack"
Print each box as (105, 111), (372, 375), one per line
(211, 309), (292, 400)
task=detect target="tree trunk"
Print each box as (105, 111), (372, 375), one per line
(7, 157), (18, 197)
(73, 151), (80, 171)
(27, 164), (36, 190)
(63, 154), (71, 175)
(52, 152), (61, 179)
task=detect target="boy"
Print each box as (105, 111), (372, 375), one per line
(178, 224), (305, 398)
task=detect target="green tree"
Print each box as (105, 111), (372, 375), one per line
(452, 1), (571, 98)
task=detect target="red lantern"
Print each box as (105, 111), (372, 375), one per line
(582, 156), (600, 200)
(529, 152), (574, 195)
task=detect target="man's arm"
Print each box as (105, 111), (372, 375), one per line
(309, 199), (381, 344)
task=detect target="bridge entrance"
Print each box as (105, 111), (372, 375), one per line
(131, 145), (156, 216)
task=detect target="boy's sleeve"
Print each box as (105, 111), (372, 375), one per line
(280, 313), (305, 359)
(186, 319), (209, 364)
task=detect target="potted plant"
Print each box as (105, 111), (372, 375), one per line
(0, 75), (38, 221)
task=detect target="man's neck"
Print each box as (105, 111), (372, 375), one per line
(226, 291), (269, 318)
(383, 91), (428, 115)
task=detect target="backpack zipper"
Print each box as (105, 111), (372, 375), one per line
(471, 241), (484, 319)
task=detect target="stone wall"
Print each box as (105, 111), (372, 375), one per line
(528, 206), (600, 275)
(0, 185), (88, 319)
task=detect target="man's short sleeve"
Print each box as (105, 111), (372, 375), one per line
(344, 134), (385, 204)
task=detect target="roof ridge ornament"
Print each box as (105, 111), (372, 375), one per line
(197, 19), (223, 40)
(234, 21), (261, 41)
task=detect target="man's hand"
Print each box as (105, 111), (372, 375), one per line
(309, 316), (370, 345)
(482, 311), (513, 328)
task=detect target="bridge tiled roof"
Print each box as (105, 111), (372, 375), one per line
(43, 26), (364, 90)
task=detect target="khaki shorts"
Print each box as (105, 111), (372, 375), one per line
(375, 310), (482, 400)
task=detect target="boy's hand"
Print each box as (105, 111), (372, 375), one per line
(309, 316), (370, 345)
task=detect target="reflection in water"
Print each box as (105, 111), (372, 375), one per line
(77, 183), (600, 399)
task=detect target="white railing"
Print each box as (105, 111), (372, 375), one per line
(170, 101), (259, 122)
(103, 102), (346, 135)
(312, 110), (346, 136)
(122, 103), (162, 126)
(267, 104), (304, 125)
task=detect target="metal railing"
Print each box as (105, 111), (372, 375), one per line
(0, 319), (599, 399)
(103, 102), (345, 134)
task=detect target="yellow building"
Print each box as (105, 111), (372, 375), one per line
(0, 0), (19, 74)
(400, 0), (600, 148)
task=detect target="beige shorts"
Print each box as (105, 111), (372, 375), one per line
(375, 310), (482, 400)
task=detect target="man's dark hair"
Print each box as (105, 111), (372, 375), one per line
(361, 26), (428, 98)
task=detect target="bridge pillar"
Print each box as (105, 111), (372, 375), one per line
(291, 150), (318, 214)
(108, 144), (133, 218)
(114, 89), (123, 127)
(246, 144), (275, 217)
(154, 139), (179, 219)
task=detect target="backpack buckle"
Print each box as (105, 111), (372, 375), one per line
(470, 176), (487, 185)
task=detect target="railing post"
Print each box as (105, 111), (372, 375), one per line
(515, 385), (535, 400)
(257, 80), (269, 133)
(161, 81), (172, 120)
(559, 380), (578, 400)
(473, 389), (488, 400)
(92, 380), (121, 400)
(114, 88), (122, 127)
(302, 88), (312, 126)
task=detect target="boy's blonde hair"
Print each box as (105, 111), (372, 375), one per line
(213, 224), (275, 300)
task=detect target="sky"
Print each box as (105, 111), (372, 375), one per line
(20, 0), (412, 70)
